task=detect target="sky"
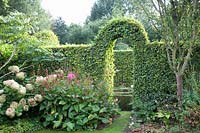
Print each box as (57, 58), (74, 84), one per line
(41, 0), (97, 25)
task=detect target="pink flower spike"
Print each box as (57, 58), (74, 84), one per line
(67, 72), (76, 80)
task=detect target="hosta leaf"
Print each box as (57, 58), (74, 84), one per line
(62, 104), (70, 111)
(99, 107), (107, 113)
(101, 118), (110, 124)
(88, 114), (97, 120)
(59, 100), (66, 105)
(66, 122), (75, 130)
(53, 120), (62, 128)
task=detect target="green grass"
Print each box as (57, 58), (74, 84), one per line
(36, 111), (131, 133)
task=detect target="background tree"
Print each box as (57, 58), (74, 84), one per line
(0, 0), (51, 31)
(0, 12), (32, 71)
(67, 24), (93, 44)
(137, 0), (199, 107)
(0, 0), (9, 15)
(88, 0), (115, 21)
(52, 17), (69, 44)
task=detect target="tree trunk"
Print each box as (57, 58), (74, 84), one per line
(175, 73), (183, 107)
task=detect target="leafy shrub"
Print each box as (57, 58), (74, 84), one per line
(0, 117), (43, 133)
(0, 33), (54, 78)
(34, 30), (59, 46)
(38, 70), (119, 131)
(184, 105), (200, 128)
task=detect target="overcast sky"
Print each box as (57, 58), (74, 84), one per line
(41, 0), (97, 25)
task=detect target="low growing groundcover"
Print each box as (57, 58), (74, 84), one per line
(36, 111), (131, 133)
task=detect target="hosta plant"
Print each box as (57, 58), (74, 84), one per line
(37, 71), (119, 131)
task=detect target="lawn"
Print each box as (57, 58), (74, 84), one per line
(37, 111), (131, 133)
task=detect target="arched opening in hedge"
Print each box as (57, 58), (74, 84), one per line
(90, 18), (149, 93)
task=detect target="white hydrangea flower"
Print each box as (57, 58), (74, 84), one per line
(34, 94), (43, 102)
(3, 80), (13, 87)
(5, 107), (15, 118)
(0, 94), (6, 103)
(25, 84), (34, 90)
(47, 74), (57, 82)
(16, 72), (25, 80)
(10, 101), (18, 109)
(23, 105), (29, 111)
(0, 89), (4, 94)
(19, 98), (26, 106)
(3, 80), (20, 90)
(10, 81), (20, 90)
(36, 76), (46, 84)
(18, 85), (26, 95)
(28, 98), (37, 107)
(8, 66), (20, 73)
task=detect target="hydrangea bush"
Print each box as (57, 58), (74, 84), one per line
(1, 66), (119, 131)
(0, 65), (43, 120)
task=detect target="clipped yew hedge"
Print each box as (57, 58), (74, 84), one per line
(42, 45), (92, 75)
(134, 42), (175, 104)
(91, 18), (149, 93)
(114, 50), (134, 87)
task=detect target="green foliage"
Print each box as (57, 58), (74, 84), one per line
(42, 45), (91, 74)
(34, 30), (59, 46)
(0, 44), (16, 62)
(91, 18), (148, 94)
(130, 41), (176, 124)
(36, 112), (131, 133)
(88, 0), (115, 21)
(38, 71), (118, 131)
(0, 0), (9, 16)
(67, 24), (93, 44)
(114, 50), (133, 87)
(52, 17), (69, 44)
(3, 0), (51, 31)
(0, 12), (32, 43)
(88, 0), (133, 21)
(133, 42), (175, 104)
(51, 19), (97, 44)
(0, 35), (53, 77)
(0, 117), (43, 133)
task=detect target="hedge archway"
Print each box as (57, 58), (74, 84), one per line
(91, 18), (149, 93)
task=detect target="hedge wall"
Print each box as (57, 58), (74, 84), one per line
(114, 50), (134, 87)
(133, 42), (175, 104)
(42, 45), (92, 75)
(91, 18), (149, 93)
(0, 44), (92, 77)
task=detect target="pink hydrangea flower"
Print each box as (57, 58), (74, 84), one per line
(67, 72), (76, 80)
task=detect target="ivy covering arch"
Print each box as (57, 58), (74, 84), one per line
(90, 18), (149, 93)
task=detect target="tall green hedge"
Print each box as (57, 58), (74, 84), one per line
(133, 42), (175, 104)
(42, 45), (91, 75)
(114, 50), (134, 87)
(91, 18), (149, 93)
